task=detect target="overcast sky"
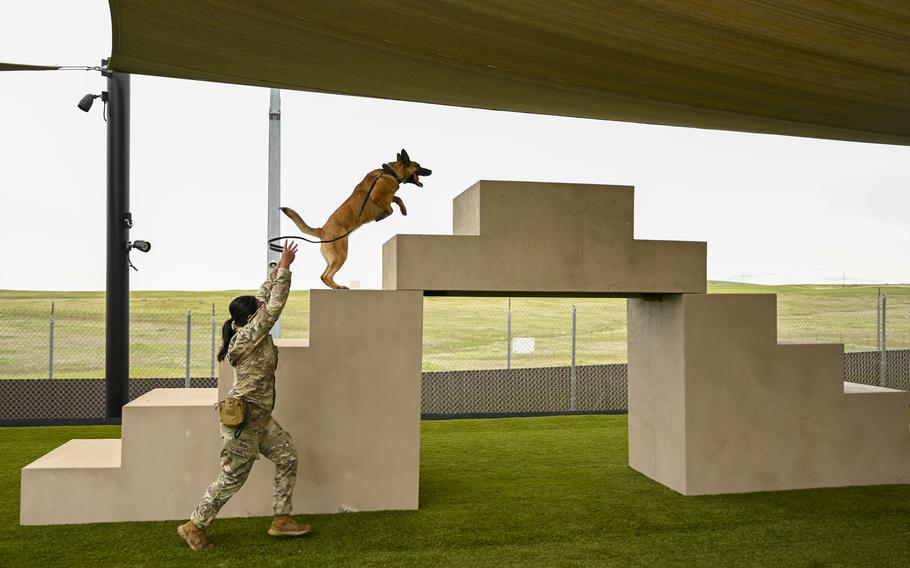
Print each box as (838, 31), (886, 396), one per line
(2, 1), (909, 292)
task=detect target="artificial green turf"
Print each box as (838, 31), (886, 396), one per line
(3, 416), (910, 567)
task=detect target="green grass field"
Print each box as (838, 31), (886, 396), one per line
(1, 283), (908, 378)
(3, 416), (910, 567)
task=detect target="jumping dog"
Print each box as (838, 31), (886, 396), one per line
(280, 149), (431, 289)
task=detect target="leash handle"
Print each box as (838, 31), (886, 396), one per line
(270, 168), (390, 248)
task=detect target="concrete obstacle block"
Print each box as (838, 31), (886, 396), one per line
(20, 290), (422, 525)
(216, 289), (423, 517)
(21, 388), (219, 525)
(23, 177), (907, 525)
(383, 180), (706, 296)
(627, 293), (910, 495)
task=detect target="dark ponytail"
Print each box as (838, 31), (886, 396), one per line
(217, 295), (259, 362)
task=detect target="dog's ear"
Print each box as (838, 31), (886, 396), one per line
(399, 149), (411, 165)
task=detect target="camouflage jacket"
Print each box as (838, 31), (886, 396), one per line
(227, 268), (291, 411)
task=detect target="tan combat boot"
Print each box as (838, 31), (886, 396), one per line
(177, 520), (214, 550)
(268, 514), (312, 537)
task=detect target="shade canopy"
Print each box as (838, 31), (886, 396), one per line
(107, 1), (910, 145)
(0, 62), (60, 71)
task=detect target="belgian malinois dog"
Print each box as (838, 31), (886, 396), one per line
(280, 149), (432, 289)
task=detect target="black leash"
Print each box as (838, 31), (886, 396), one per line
(269, 165), (400, 251)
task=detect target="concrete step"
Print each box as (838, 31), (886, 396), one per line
(120, 388), (218, 473)
(835, 381), (910, 487)
(23, 439), (121, 471)
(844, 381), (910, 396)
(21, 439), (123, 525)
(775, 341), (845, 401)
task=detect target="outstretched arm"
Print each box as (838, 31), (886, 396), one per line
(256, 269), (278, 304)
(248, 241), (297, 341)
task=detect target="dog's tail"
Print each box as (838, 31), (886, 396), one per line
(280, 207), (323, 239)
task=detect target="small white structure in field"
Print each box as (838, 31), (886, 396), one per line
(512, 337), (535, 353)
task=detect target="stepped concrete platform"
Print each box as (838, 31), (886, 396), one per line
(20, 179), (910, 525)
(383, 180), (706, 296)
(628, 293), (910, 495)
(21, 389), (218, 525)
(21, 290), (422, 525)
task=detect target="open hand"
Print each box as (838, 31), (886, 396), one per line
(277, 240), (298, 269)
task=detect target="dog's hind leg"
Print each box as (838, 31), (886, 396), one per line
(319, 243), (337, 289)
(319, 239), (349, 290)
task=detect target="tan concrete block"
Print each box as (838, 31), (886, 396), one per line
(627, 294), (687, 493)
(217, 289), (424, 517)
(20, 290), (423, 525)
(120, 388), (222, 521)
(628, 293), (910, 496)
(21, 440), (123, 525)
(20, 390), (222, 525)
(384, 181), (706, 296)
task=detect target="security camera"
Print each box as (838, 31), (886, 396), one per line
(78, 92), (108, 112)
(130, 240), (152, 253)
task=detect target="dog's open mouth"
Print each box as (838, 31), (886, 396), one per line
(410, 167), (432, 187)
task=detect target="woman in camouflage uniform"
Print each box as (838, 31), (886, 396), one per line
(179, 241), (310, 550)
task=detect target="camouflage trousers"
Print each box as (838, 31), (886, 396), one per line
(190, 404), (298, 528)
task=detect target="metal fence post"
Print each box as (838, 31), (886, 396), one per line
(880, 295), (887, 387)
(876, 287), (881, 351)
(48, 301), (55, 380)
(570, 304), (577, 411)
(210, 304), (216, 379)
(507, 298), (512, 370)
(185, 310), (192, 388)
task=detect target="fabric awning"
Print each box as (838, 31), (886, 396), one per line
(107, 1), (910, 145)
(0, 62), (60, 71)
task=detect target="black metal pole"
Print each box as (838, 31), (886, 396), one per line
(105, 63), (130, 420)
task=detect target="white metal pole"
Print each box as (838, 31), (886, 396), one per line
(268, 89), (282, 338)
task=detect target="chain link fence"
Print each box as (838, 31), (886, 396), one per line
(2, 301), (224, 381)
(420, 297), (627, 416)
(773, 287), (910, 390)
(1, 286), (907, 422)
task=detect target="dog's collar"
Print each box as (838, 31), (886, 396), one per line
(381, 163), (404, 184)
